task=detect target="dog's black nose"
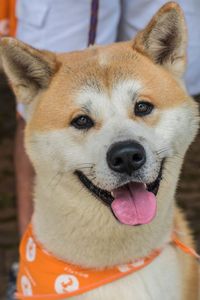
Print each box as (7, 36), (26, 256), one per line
(107, 140), (146, 176)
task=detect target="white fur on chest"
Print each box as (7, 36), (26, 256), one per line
(68, 245), (181, 300)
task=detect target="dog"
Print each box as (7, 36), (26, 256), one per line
(0, 2), (199, 299)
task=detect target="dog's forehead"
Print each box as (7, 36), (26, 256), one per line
(28, 43), (188, 131)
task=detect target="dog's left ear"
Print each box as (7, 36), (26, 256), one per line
(0, 38), (59, 103)
(133, 2), (187, 77)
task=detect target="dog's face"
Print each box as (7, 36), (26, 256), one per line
(1, 3), (199, 227)
(24, 47), (198, 226)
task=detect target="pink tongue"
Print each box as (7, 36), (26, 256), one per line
(111, 183), (157, 226)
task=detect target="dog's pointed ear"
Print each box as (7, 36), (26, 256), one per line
(0, 38), (59, 103)
(133, 2), (187, 77)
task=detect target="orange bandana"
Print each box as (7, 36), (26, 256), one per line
(16, 224), (199, 300)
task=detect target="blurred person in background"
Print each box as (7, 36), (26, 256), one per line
(0, 0), (16, 71)
(0, 0), (16, 37)
(0, 1), (199, 299)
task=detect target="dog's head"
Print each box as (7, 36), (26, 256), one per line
(1, 3), (199, 227)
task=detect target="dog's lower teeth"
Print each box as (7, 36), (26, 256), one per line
(111, 192), (114, 197)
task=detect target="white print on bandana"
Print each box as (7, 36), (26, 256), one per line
(26, 237), (36, 262)
(55, 274), (79, 294)
(21, 275), (32, 296)
(131, 259), (145, 268)
(117, 259), (145, 273)
(117, 264), (131, 273)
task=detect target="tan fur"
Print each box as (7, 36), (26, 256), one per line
(0, 39), (191, 131)
(19, 46), (193, 131)
(0, 2), (199, 299)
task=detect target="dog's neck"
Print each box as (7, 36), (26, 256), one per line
(32, 157), (182, 268)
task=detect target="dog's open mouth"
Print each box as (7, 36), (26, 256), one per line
(75, 164), (163, 226)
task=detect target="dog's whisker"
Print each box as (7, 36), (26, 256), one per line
(137, 175), (143, 183)
(172, 153), (184, 159)
(54, 173), (65, 190)
(47, 173), (63, 191)
(78, 168), (95, 173)
(46, 171), (61, 189)
(76, 163), (95, 167)
(156, 148), (170, 157)
(157, 146), (169, 152)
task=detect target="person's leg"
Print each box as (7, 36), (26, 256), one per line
(14, 115), (34, 236)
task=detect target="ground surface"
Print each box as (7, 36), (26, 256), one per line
(0, 73), (199, 299)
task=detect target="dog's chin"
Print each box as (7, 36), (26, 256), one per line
(75, 162), (164, 226)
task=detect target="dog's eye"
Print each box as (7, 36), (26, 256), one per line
(71, 115), (94, 130)
(134, 101), (154, 116)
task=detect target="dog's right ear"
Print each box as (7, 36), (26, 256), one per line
(0, 38), (59, 103)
